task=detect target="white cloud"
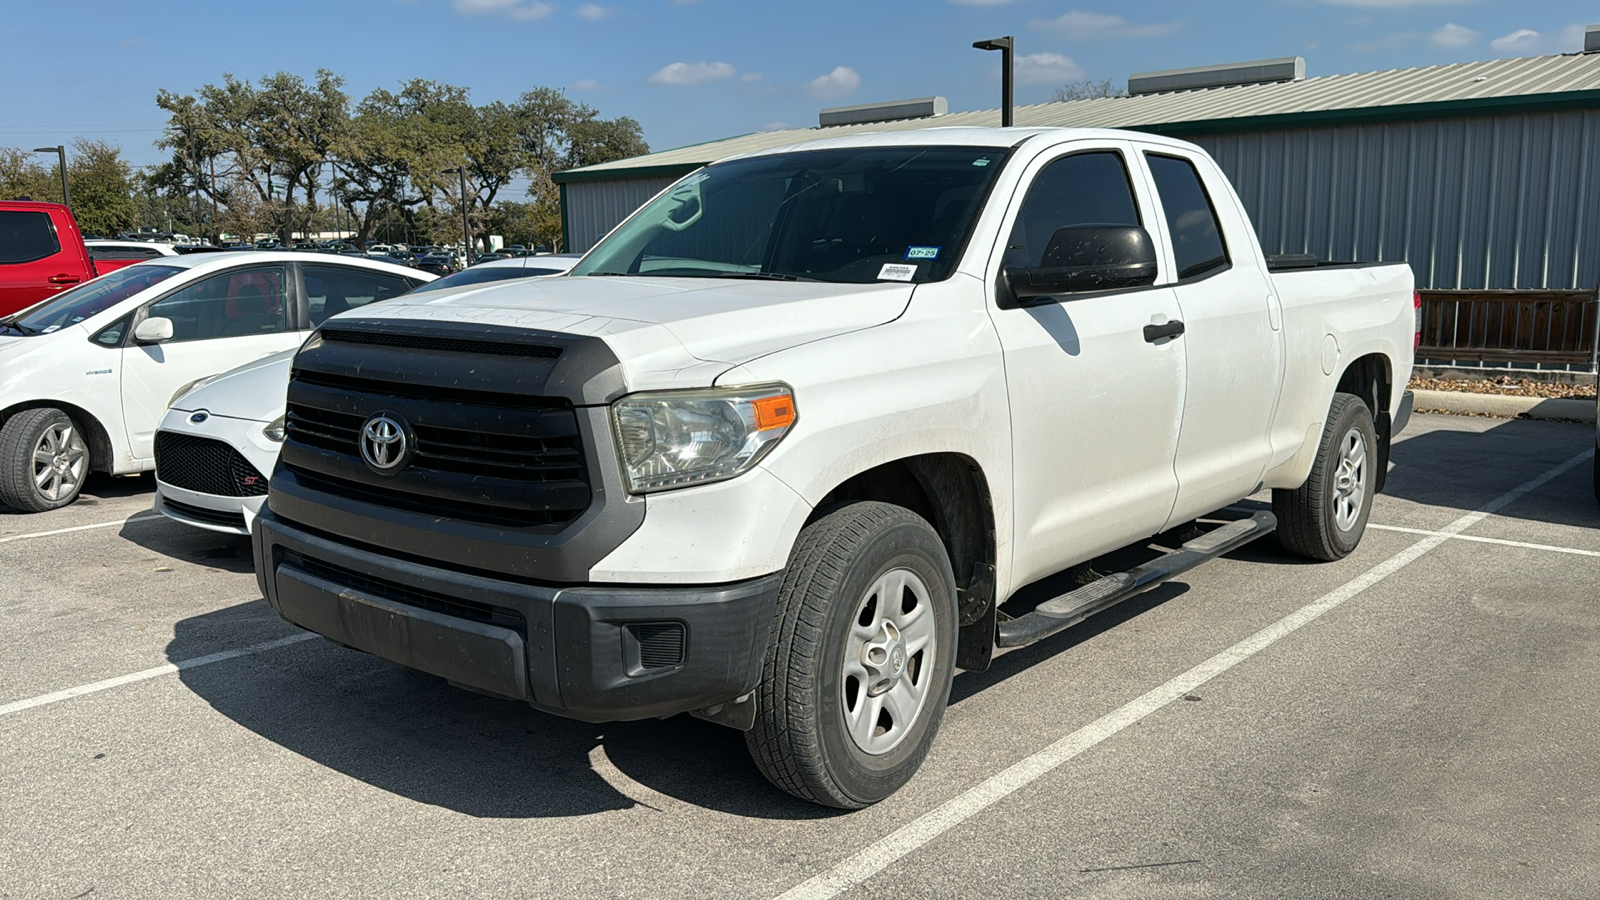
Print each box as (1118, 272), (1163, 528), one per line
(649, 61), (737, 85)
(1014, 52), (1085, 85)
(1319, 0), (1471, 6)
(807, 66), (862, 99)
(570, 78), (603, 91)
(1429, 23), (1478, 48)
(1029, 10), (1182, 41)
(576, 3), (610, 19)
(1489, 28), (1541, 53)
(452, 0), (555, 19)
(740, 72), (763, 83)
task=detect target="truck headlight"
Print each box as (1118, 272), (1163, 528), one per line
(611, 385), (796, 493)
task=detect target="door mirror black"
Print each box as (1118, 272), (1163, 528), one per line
(1003, 225), (1158, 301)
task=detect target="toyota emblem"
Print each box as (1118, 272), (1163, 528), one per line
(359, 413), (412, 473)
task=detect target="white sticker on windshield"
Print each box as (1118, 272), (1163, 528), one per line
(877, 263), (917, 282)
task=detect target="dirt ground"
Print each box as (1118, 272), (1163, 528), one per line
(1409, 374), (1596, 400)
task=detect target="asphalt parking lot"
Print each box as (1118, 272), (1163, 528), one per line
(3, 412), (1598, 899)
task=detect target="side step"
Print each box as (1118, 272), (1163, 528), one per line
(994, 510), (1277, 650)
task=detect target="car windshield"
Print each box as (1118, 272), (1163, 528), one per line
(409, 265), (566, 294)
(9, 264), (184, 335)
(570, 145), (1010, 285)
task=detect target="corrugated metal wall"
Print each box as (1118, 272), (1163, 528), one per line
(565, 175), (678, 252)
(1196, 108), (1600, 291)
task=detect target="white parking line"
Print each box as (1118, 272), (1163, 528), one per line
(1369, 523), (1600, 558)
(0, 633), (318, 718)
(0, 513), (166, 544)
(775, 446), (1595, 900)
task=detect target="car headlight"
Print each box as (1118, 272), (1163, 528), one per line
(262, 415), (286, 443)
(611, 384), (796, 493)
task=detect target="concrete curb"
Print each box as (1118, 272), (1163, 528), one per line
(1412, 389), (1596, 422)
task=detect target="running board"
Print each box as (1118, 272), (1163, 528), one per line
(994, 510), (1277, 650)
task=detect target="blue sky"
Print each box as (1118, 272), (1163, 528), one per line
(1, 0), (1591, 179)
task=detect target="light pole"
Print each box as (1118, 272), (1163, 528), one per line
(33, 146), (69, 208)
(443, 166), (472, 262)
(973, 36), (1015, 127)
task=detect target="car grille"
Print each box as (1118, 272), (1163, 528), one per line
(281, 370), (590, 528)
(162, 497), (248, 531)
(154, 432), (270, 497)
(278, 549), (526, 631)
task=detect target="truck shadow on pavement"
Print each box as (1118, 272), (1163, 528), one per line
(165, 602), (837, 820)
(1382, 416), (1597, 528)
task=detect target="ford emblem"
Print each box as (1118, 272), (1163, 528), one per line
(189, 411), (209, 424)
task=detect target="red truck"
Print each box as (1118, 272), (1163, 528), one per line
(0, 201), (97, 318)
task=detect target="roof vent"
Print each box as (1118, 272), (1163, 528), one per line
(1128, 57), (1305, 96)
(1586, 24), (1600, 53)
(819, 96), (948, 128)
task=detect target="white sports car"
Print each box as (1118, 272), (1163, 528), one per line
(152, 255), (580, 534)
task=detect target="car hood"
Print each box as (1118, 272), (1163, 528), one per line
(344, 275), (915, 372)
(171, 348), (296, 422)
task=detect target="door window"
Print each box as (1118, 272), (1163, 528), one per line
(145, 265), (289, 342)
(1006, 151), (1142, 269)
(304, 264), (417, 326)
(1145, 154), (1229, 280)
(0, 211), (62, 264)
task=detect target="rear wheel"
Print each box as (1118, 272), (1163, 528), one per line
(1274, 393), (1376, 561)
(746, 502), (957, 808)
(0, 409), (91, 512)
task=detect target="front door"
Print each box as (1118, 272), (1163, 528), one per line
(987, 145), (1186, 590)
(120, 264), (302, 460)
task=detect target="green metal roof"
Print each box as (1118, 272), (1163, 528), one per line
(555, 52), (1600, 184)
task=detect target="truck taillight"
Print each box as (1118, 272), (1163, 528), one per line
(1413, 290), (1422, 351)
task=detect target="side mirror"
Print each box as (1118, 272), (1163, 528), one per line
(1002, 225), (1158, 302)
(134, 316), (174, 344)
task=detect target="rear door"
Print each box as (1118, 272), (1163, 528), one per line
(0, 208), (86, 316)
(1135, 147), (1283, 525)
(987, 142), (1187, 589)
(119, 263), (304, 459)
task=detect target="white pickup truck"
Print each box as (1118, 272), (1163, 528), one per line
(252, 127), (1416, 808)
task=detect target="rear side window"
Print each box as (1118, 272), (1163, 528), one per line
(304, 264), (417, 326)
(1005, 151), (1142, 269)
(1145, 154), (1229, 280)
(0, 211), (62, 265)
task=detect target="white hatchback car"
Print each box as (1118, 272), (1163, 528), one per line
(0, 252), (432, 511)
(151, 255), (579, 533)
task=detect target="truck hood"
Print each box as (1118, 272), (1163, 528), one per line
(353, 275), (915, 367)
(171, 349), (295, 422)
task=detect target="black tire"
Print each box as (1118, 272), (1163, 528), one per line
(1274, 393), (1377, 561)
(745, 502), (958, 808)
(0, 408), (91, 512)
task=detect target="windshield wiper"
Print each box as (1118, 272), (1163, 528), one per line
(585, 271), (642, 277)
(716, 272), (821, 283)
(0, 322), (36, 336)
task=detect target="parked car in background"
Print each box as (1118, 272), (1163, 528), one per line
(152, 254), (569, 532)
(0, 252), (432, 512)
(85, 240), (180, 275)
(412, 254), (455, 277)
(0, 201), (97, 317)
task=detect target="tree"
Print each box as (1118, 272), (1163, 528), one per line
(0, 148), (56, 202)
(67, 139), (136, 236)
(1052, 78), (1128, 102)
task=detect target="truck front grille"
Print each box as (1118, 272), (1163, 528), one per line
(281, 370), (591, 529)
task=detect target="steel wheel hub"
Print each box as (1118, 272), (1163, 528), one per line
(1332, 427), (1367, 532)
(841, 567), (937, 756)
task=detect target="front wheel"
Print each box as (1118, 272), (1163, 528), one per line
(746, 502), (958, 808)
(1274, 393), (1377, 561)
(0, 408), (91, 512)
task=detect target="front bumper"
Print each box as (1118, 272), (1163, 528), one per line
(154, 480), (266, 535)
(252, 510), (780, 723)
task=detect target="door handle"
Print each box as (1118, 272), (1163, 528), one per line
(48, 274), (81, 285)
(1143, 320), (1185, 343)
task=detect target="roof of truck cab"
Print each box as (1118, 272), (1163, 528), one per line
(555, 51), (1600, 185)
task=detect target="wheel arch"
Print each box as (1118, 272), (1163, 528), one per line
(813, 452), (999, 671)
(0, 400), (116, 474)
(1335, 352), (1393, 492)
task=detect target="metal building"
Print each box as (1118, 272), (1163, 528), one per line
(554, 45), (1600, 368)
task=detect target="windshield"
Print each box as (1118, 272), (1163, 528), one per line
(408, 265), (569, 294)
(9, 264), (183, 335)
(571, 145), (1010, 285)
